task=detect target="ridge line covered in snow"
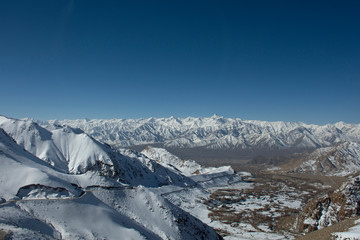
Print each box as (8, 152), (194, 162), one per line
(40, 116), (360, 150)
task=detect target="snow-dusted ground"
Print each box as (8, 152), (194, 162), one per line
(151, 165), (316, 240)
(332, 219), (360, 239)
(157, 175), (305, 240)
(142, 149), (327, 239)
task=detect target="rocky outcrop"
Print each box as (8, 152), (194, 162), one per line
(297, 176), (360, 233)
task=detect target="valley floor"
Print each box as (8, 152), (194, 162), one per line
(161, 164), (354, 239)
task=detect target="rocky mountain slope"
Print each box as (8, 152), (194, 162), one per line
(43, 116), (360, 151)
(288, 142), (360, 176)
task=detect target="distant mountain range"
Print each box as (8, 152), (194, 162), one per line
(42, 115), (360, 152)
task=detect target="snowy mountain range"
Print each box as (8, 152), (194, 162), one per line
(43, 115), (360, 151)
(0, 115), (229, 239)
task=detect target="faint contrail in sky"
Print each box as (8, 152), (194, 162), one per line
(54, 0), (75, 49)
(53, 0), (75, 74)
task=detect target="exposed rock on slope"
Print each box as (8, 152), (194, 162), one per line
(297, 176), (360, 233)
(119, 148), (196, 186)
(141, 146), (234, 176)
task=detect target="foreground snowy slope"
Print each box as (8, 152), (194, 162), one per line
(0, 128), (82, 201)
(0, 118), (222, 239)
(0, 147), (146, 240)
(3, 186), (221, 240)
(44, 116), (360, 150)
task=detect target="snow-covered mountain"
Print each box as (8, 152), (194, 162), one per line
(0, 116), (223, 239)
(43, 115), (360, 151)
(0, 115), (193, 187)
(289, 142), (360, 176)
(0, 128), (83, 201)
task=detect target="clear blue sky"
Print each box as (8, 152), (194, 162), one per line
(0, 0), (359, 124)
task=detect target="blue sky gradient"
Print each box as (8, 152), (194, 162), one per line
(1, 0), (359, 124)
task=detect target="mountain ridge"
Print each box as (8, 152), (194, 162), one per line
(41, 116), (360, 152)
